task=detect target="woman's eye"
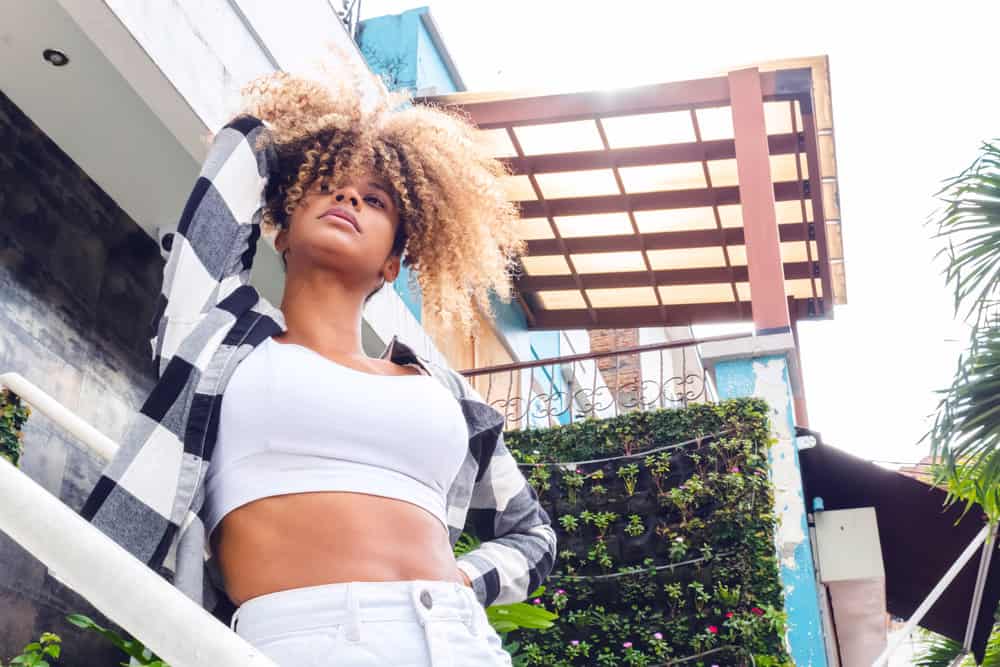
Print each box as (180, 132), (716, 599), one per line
(364, 195), (385, 209)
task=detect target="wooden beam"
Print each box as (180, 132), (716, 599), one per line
(517, 262), (814, 291)
(525, 222), (808, 255)
(502, 133), (801, 175)
(516, 180), (802, 219)
(730, 68), (790, 332)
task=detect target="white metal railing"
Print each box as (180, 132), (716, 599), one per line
(0, 372), (278, 667)
(872, 521), (998, 666)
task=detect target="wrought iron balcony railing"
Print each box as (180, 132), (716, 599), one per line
(459, 332), (751, 431)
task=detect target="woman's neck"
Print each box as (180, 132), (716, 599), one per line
(277, 272), (368, 358)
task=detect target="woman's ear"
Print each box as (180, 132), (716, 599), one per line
(274, 227), (289, 254)
(383, 255), (402, 283)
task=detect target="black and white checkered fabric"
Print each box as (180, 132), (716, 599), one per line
(80, 115), (556, 618)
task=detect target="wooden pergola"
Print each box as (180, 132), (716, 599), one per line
(424, 56), (846, 334)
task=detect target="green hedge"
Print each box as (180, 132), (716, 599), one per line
(504, 399), (792, 667)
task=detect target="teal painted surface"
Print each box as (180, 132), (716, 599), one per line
(714, 355), (828, 667)
(359, 7), (461, 322)
(415, 16), (459, 94)
(530, 332), (569, 425)
(357, 11), (420, 90)
(393, 264), (422, 323)
(358, 7), (460, 93)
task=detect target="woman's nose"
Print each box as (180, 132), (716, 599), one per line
(335, 190), (360, 208)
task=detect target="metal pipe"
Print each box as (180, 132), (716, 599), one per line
(0, 458), (277, 666)
(872, 523), (991, 667)
(961, 521), (998, 650)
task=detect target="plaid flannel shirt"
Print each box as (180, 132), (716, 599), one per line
(80, 115), (556, 623)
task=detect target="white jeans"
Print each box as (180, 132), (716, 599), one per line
(230, 579), (513, 666)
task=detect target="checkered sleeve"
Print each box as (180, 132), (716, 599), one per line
(456, 429), (558, 607)
(148, 115), (274, 376)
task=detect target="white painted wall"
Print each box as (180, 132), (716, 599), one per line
(2, 0), (442, 355)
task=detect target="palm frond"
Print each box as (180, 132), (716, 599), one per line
(928, 326), (1000, 517)
(930, 139), (1000, 325)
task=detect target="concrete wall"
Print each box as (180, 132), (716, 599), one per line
(0, 91), (159, 663)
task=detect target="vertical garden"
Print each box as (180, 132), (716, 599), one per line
(504, 398), (792, 666)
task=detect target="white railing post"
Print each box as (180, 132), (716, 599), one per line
(872, 523), (991, 667)
(0, 373), (278, 667)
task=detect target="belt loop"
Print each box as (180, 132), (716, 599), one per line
(229, 606), (241, 633)
(345, 582), (362, 642)
(457, 583), (480, 636)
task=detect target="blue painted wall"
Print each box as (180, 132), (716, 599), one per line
(359, 7), (462, 322)
(714, 354), (828, 666)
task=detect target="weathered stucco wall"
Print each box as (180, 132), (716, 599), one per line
(0, 89), (161, 663)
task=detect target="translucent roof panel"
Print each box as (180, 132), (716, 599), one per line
(634, 206), (718, 233)
(717, 204), (744, 228)
(763, 100), (803, 136)
(555, 213), (634, 238)
(512, 120), (604, 155)
(587, 286), (659, 308)
(482, 128), (518, 158)
(571, 251), (647, 274)
(775, 199), (810, 224)
(787, 278), (821, 299)
(659, 283), (735, 305)
(501, 175), (537, 201)
(601, 111), (696, 148)
(707, 158), (739, 188)
(695, 106), (734, 141)
(619, 162), (706, 193)
(535, 169), (620, 199)
(537, 290), (587, 310)
(520, 254), (571, 276)
(770, 153), (808, 182)
(647, 246), (728, 270)
(726, 240), (819, 266)
(516, 217), (554, 240)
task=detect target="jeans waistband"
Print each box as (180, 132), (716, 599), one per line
(231, 579), (482, 642)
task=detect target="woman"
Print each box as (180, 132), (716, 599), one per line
(80, 68), (556, 666)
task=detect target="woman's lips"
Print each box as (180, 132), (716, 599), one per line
(318, 207), (360, 233)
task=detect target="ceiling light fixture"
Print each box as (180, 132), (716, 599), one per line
(42, 49), (69, 67)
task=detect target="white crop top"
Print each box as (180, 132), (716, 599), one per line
(203, 336), (469, 542)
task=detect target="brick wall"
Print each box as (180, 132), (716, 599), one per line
(588, 328), (642, 410)
(0, 90), (162, 663)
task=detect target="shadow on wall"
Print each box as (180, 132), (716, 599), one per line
(0, 90), (162, 664)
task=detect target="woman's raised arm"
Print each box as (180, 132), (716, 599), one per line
(148, 115), (275, 377)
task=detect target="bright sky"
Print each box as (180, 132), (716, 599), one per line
(361, 1), (1000, 466)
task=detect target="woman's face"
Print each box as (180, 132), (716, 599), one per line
(275, 173), (402, 290)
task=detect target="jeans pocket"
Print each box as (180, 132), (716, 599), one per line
(245, 626), (340, 667)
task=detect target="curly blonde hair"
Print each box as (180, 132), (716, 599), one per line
(234, 65), (524, 335)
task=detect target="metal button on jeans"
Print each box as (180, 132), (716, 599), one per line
(419, 590), (433, 609)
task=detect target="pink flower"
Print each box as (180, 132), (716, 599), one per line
(707, 625), (718, 634)
(730, 466), (740, 473)
(653, 632), (663, 640)
(622, 641), (633, 649)
(570, 640), (580, 646)
(751, 607), (764, 616)
(556, 589), (566, 595)
(533, 598), (541, 605)
(725, 612), (734, 619)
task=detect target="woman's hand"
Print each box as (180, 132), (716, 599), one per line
(457, 568), (472, 588)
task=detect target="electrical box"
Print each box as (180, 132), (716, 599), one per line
(814, 507), (885, 583)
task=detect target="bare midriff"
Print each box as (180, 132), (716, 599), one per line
(213, 491), (466, 607)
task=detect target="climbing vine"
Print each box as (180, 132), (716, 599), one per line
(1, 389), (30, 467)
